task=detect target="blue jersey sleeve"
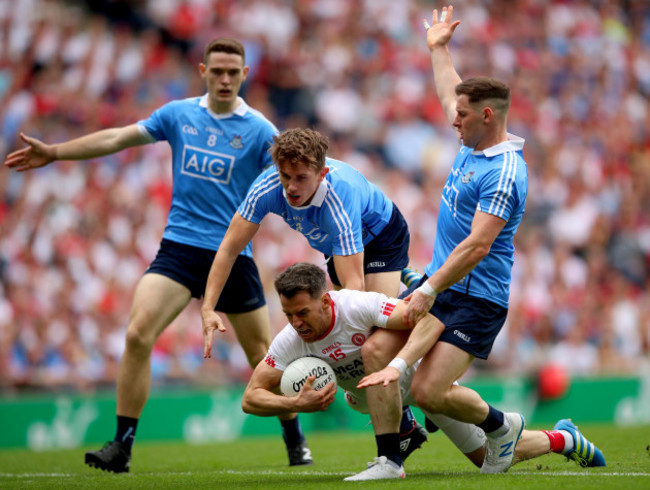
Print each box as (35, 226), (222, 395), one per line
(321, 186), (364, 256)
(138, 101), (180, 142)
(238, 168), (282, 224)
(477, 156), (522, 222)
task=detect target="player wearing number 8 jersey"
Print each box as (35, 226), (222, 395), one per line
(4, 37), (311, 471)
(138, 88), (276, 253)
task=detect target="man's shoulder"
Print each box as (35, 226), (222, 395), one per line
(324, 159), (364, 187)
(245, 167), (282, 201)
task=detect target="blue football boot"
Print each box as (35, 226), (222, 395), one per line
(554, 418), (606, 467)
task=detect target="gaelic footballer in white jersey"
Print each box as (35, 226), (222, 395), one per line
(263, 289), (485, 454)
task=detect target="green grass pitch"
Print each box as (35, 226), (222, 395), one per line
(1, 424), (648, 489)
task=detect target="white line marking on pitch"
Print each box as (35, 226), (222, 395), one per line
(2, 470), (649, 479)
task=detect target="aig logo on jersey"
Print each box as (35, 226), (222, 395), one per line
(181, 145), (234, 184)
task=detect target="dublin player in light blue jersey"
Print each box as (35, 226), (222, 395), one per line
(359, 5), (530, 479)
(202, 128), (428, 465)
(4, 38), (311, 472)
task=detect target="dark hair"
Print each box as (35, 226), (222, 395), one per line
(204, 38), (246, 64)
(274, 263), (327, 299)
(455, 76), (510, 115)
(271, 128), (329, 171)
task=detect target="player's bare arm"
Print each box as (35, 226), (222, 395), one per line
(242, 362), (336, 416)
(332, 253), (365, 291)
(424, 5), (462, 126)
(404, 210), (506, 328)
(202, 213), (261, 357)
(357, 309), (443, 389)
(4, 125), (147, 172)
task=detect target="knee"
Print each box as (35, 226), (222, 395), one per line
(124, 322), (156, 355)
(411, 378), (446, 413)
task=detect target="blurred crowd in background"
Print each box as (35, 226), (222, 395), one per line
(1, 0), (649, 393)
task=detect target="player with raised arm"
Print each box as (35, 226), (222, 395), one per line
(231, 263), (605, 481)
(4, 38), (311, 471)
(202, 127), (428, 466)
(360, 4), (537, 475)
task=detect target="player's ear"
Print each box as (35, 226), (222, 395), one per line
(318, 166), (329, 181)
(321, 292), (331, 310)
(482, 106), (493, 122)
(199, 63), (207, 79)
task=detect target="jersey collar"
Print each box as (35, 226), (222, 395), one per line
(282, 179), (329, 210)
(315, 293), (336, 341)
(199, 94), (249, 118)
(472, 133), (525, 157)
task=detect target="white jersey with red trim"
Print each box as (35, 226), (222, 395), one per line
(264, 289), (400, 392)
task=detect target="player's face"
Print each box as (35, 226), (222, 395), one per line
(453, 94), (485, 149)
(278, 161), (329, 207)
(200, 51), (249, 113)
(280, 291), (332, 343)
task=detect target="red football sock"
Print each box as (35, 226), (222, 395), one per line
(543, 430), (565, 453)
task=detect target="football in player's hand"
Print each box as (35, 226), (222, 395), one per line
(280, 357), (337, 397)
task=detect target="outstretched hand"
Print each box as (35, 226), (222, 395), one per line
(356, 366), (401, 389)
(3, 133), (56, 172)
(423, 5), (461, 51)
(202, 309), (227, 358)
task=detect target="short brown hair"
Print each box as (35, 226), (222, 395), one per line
(271, 128), (329, 171)
(274, 263), (327, 299)
(204, 38), (245, 64)
(455, 76), (510, 115)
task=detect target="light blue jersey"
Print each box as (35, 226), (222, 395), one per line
(137, 95), (277, 255)
(424, 136), (528, 308)
(238, 158), (393, 256)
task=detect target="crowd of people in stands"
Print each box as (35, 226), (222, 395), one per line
(1, 0), (649, 392)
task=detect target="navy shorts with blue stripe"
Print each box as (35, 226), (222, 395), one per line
(146, 238), (266, 314)
(326, 203), (410, 287)
(400, 275), (507, 359)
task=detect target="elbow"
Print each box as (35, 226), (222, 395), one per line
(473, 244), (491, 262)
(241, 397), (254, 415)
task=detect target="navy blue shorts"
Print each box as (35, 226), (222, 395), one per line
(146, 239), (266, 314)
(400, 275), (507, 359)
(326, 204), (410, 287)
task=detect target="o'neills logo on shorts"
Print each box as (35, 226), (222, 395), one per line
(453, 330), (470, 342)
(367, 261), (385, 268)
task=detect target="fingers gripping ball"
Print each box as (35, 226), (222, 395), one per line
(280, 357), (337, 397)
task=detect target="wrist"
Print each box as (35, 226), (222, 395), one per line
(416, 281), (438, 298)
(387, 357), (408, 376)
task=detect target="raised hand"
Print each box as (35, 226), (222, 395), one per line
(423, 5), (461, 51)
